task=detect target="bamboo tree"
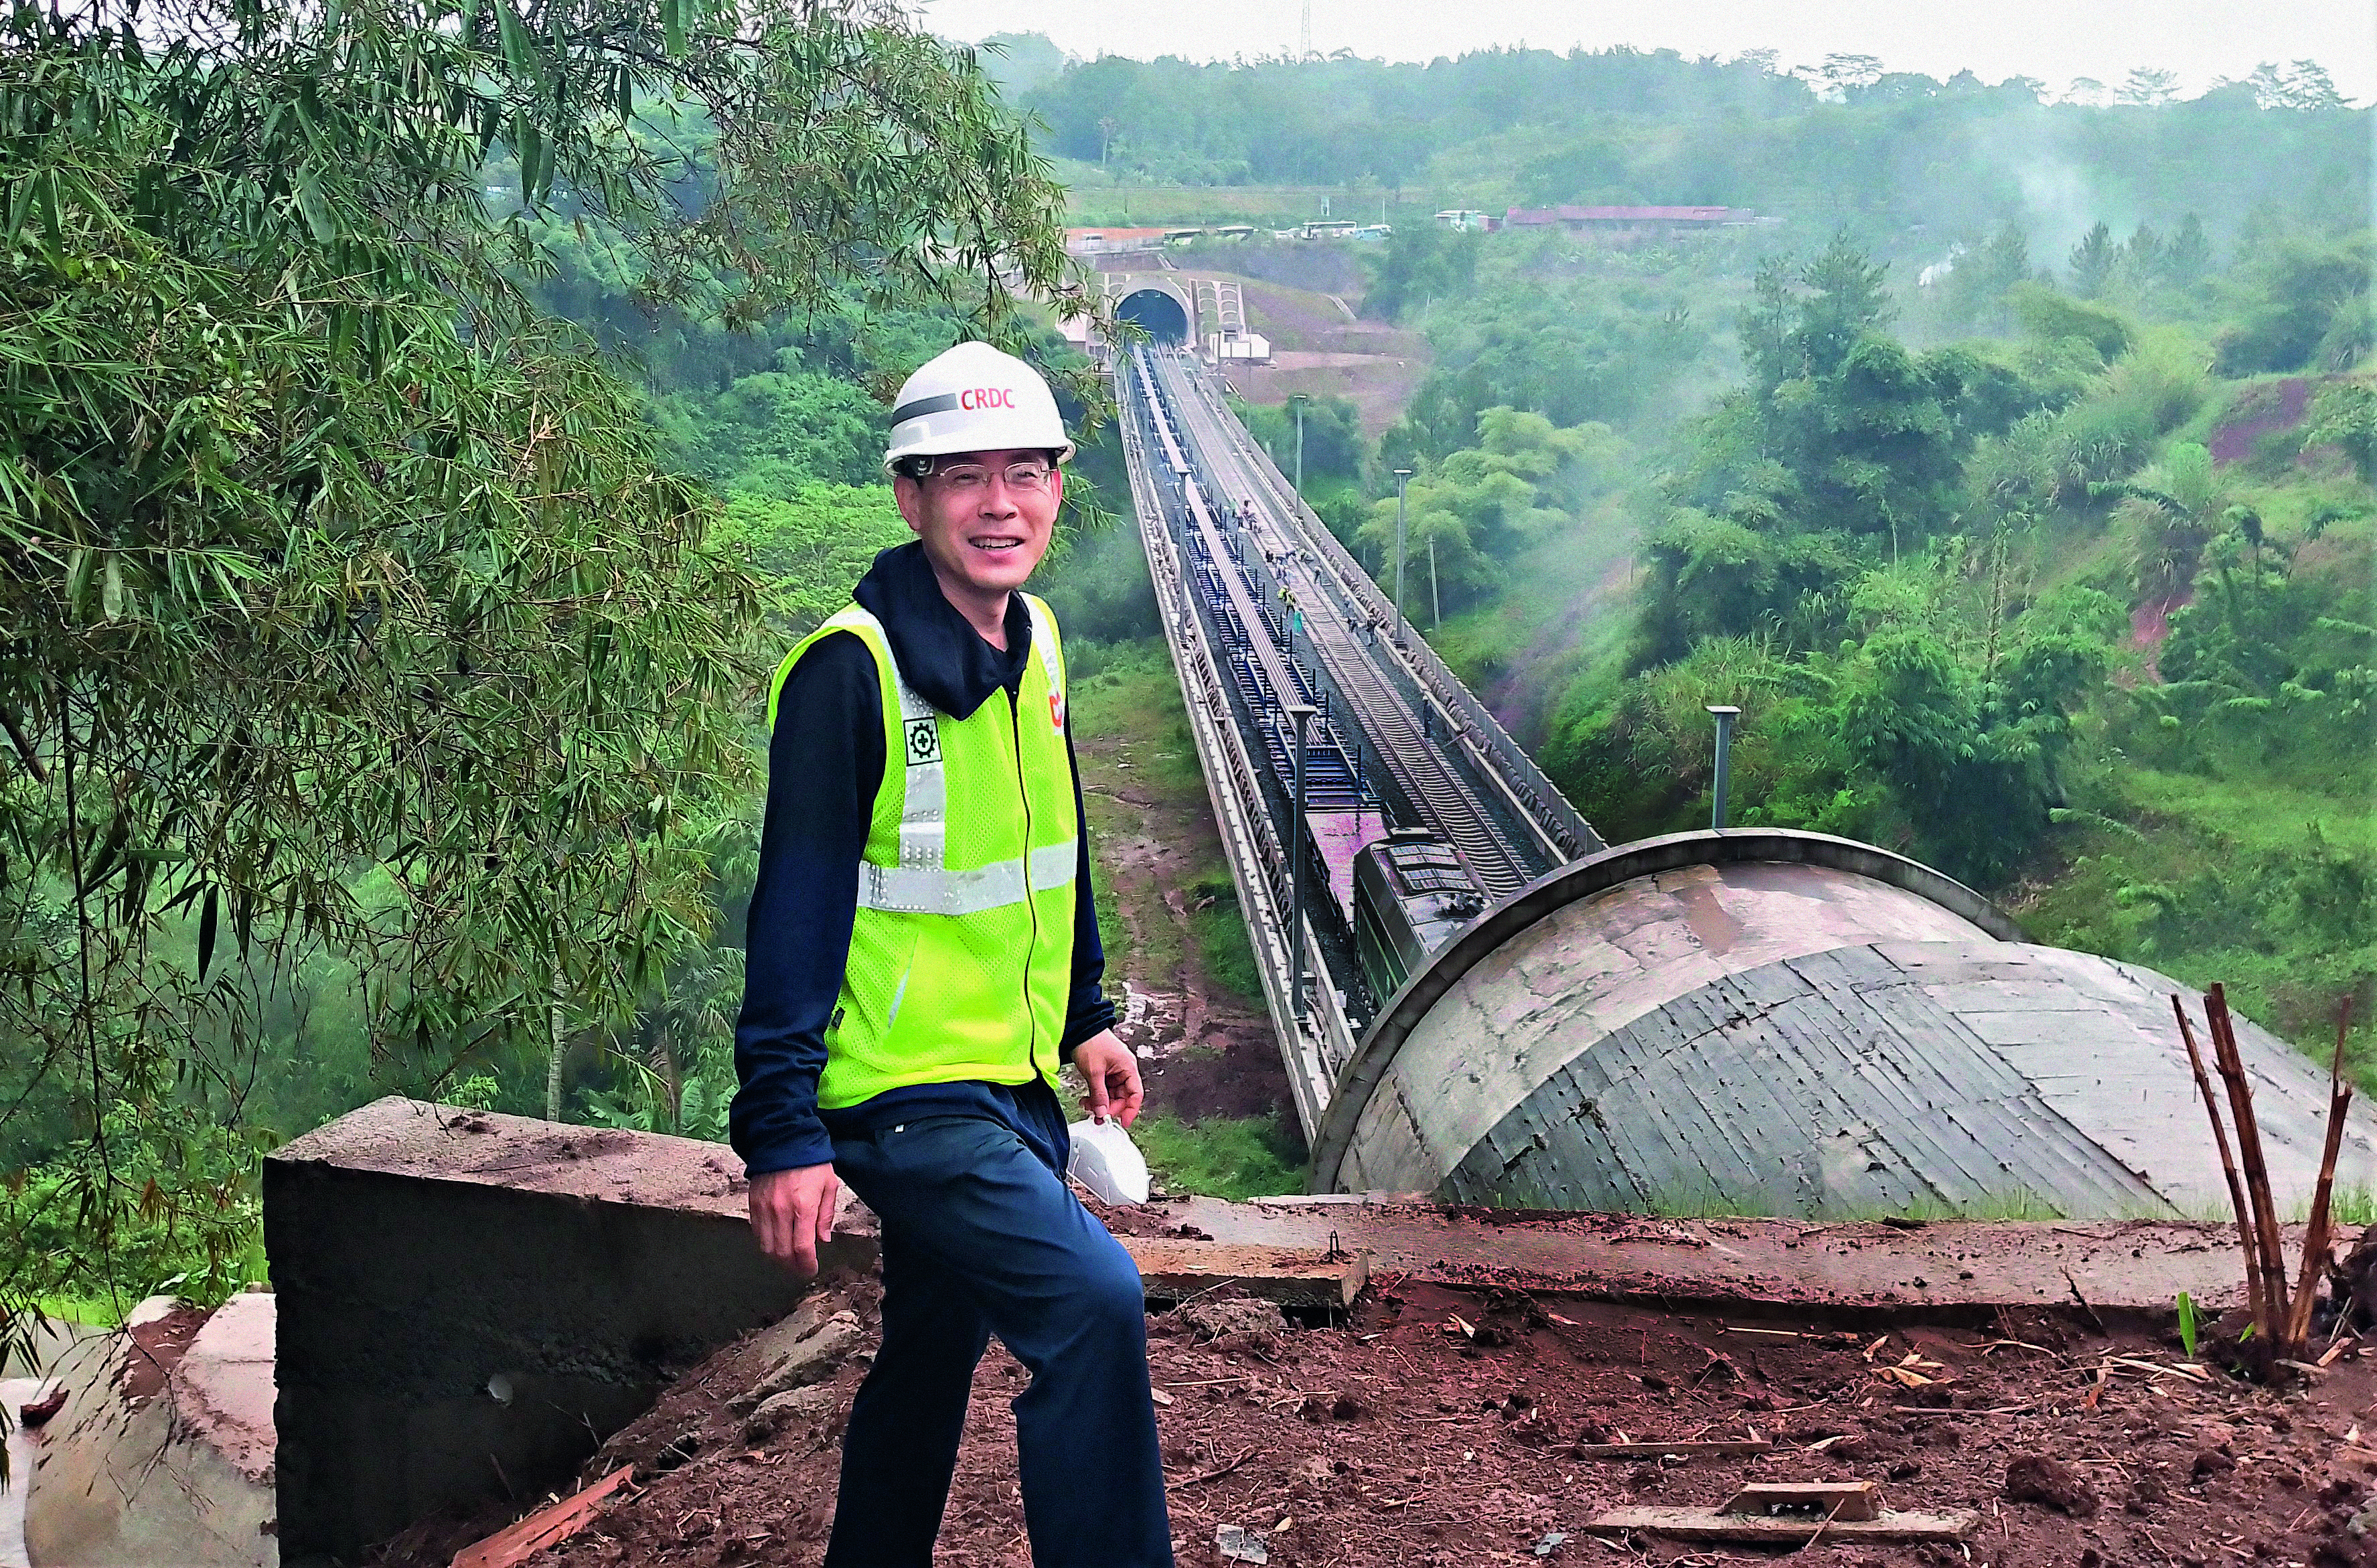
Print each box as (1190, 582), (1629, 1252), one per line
(0, 0), (1095, 1356)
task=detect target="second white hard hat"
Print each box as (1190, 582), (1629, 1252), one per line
(883, 341), (1075, 473)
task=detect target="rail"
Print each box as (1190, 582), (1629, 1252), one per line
(1118, 368), (1347, 1135)
(1142, 351), (1574, 896)
(1164, 360), (1602, 859)
(1116, 345), (1604, 1135)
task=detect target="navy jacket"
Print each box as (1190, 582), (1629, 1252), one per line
(729, 542), (1117, 1176)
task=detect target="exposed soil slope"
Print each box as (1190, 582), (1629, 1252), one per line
(1071, 656), (1290, 1127)
(1155, 269), (1431, 438)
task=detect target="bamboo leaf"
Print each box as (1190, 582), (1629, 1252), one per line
(293, 169), (335, 244)
(513, 114), (544, 201)
(37, 169), (62, 246)
(198, 885), (220, 981)
(494, 1), (533, 78)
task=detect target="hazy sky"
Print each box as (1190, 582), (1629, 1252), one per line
(921, 0), (2376, 103)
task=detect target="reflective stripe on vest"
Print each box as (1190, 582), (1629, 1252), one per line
(837, 599), (1075, 915)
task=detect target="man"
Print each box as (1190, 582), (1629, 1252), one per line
(731, 340), (1174, 1568)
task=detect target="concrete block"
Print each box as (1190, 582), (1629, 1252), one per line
(743, 1384), (840, 1442)
(264, 1097), (873, 1565)
(729, 1311), (862, 1413)
(23, 1296), (275, 1567)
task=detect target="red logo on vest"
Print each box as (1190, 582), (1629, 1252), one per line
(1049, 688), (1065, 731)
(958, 387), (1016, 411)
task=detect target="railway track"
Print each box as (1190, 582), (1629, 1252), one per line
(1133, 347), (1571, 903)
(1153, 354), (1600, 861)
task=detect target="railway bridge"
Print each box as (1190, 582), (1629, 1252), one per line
(1114, 345), (2377, 1217)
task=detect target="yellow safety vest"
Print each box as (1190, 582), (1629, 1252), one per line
(767, 596), (1077, 1109)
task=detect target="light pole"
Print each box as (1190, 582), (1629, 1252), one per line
(1286, 703), (1316, 1021)
(1288, 393), (1308, 499)
(1706, 705), (1740, 830)
(1392, 468), (1413, 646)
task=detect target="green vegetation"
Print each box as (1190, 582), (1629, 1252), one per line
(1186, 879), (1264, 1006)
(1011, 41), (2376, 1096)
(1337, 223), (2370, 1085)
(1015, 49), (2363, 244)
(1135, 1109), (1308, 1200)
(5, 7), (2368, 1319)
(0, 0), (1084, 1330)
(1065, 633), (1263, 1008)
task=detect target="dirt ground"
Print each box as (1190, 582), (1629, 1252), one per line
(393, 1267), (2377, 1568)
(1071, 668), (1292, 1127)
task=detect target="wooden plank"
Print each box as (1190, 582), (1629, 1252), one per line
(1571, 1441), (1774, 1460)
(1722, 1480), (1880, 1521)
(1585, 1507), (1978, 1545)
(451, 1466), (635, 1568)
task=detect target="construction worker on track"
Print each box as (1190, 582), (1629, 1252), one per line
(732, 340), (1173, 1568)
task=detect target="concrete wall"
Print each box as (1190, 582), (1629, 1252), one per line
(265, 1098), (872, 1566)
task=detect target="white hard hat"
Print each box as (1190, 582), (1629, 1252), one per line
(883, 341), (1074, 473)
(1066, 1116), (1150, 1206)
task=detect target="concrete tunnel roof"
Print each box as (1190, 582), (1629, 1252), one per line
(1310, 828), (2377, 1219)
(1104, 274), (1196, 344)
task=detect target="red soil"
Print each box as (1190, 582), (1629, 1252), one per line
(383, 1273), (2377, 1568)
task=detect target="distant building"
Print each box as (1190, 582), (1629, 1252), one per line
(1501, 205), (1767, 242)
(1433, 209), (1492, 232)
(1207, 332), (1272, 365)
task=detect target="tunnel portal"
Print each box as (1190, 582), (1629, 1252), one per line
(1116, 286), (1191, 344)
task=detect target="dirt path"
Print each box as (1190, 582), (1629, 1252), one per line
(1071, 655), (1291, 1127)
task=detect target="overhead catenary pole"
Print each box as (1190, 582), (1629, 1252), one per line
(1290, 393), (1308, 498)
(1392, 468), (1413, 647)
(1286, 703), (1316, 1021)
(1706, 705), (1740, 830)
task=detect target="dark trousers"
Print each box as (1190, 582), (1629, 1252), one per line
(824, 1097), (1174, 1568)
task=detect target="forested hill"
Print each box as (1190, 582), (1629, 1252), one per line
(1015, 47), (2365, 244)
(1012, 47), (2372, 1094)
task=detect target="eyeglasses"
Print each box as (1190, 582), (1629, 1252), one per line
(930, 460), (1055, 493)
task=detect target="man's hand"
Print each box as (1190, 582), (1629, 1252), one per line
(1071, 1030), (1144, 1127)
(749, 1162), (840, 1279)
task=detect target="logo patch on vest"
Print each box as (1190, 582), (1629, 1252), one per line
(903, 716), (941, 766)
(1049, 688), (1066, 731)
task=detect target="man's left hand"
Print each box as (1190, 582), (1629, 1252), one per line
(1071, 1030), (1144, 1127)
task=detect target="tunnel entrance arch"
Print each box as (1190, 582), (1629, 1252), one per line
(1116, 285), (1191, 344)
